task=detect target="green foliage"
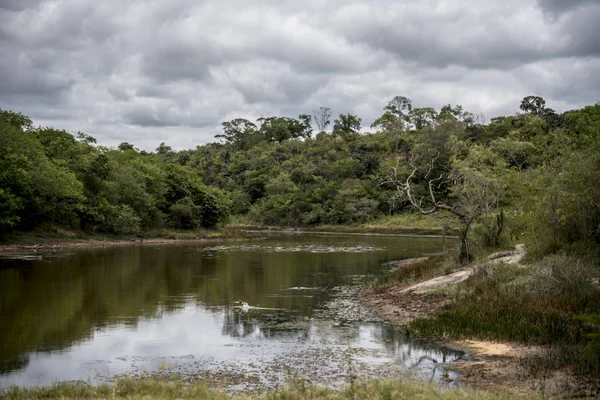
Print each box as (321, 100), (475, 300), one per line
(332, 113), (362, 141)
(0, 109), (230, 236)
(101, 203), (142, 234)
(2, 96), (600, 254)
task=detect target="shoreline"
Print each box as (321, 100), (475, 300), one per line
(226, 223), (460, 237)
(0, 236), (258, 254)
(0, 225), (457, 254)
(358, 254), (573, 398)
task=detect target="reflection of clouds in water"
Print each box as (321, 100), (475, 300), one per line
(0, 235), (453, 389)
(203, 244), (383, 253)
(0, 303), (462, 390)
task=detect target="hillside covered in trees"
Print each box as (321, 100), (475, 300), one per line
(1, 96), (599, 259)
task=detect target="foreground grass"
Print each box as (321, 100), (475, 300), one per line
(0, 378), (530, 400)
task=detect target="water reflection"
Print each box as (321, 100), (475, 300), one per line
(0, 234), (459, 388)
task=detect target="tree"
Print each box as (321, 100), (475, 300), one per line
(312, 107), (332, 133)
(520, 96), (547, 116)
(386, 144), (507, 262)
(409, 107), (438, 130)
(332, 113), (361, 141)
(215, 118), (258, 150)
(384, 96), (413, 119)
(259, 116), (312, 143)
(0, 109), (32, 130)
(371, 96), (413, 150)
(156, 142), (175, 162)
(297, 114), (313, 139)
(118, 142), (136, 151)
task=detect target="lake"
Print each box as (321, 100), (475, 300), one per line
(0, 233), (462, 391)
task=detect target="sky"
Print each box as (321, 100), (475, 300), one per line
(1, 0), (599, 151)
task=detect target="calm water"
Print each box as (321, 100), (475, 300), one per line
(0, 233), (462, 390)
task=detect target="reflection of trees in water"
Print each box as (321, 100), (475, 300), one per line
(220, 307), (312, 341)
(0, 236), (445, 374)
(0, 355), (29, 376)
(373, 324), (463, 366)
(221, 307), (255, 338)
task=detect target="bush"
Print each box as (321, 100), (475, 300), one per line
(169, 197), (202, 229)
(532, 255), (598, 299)
(102, 204), (141, 234)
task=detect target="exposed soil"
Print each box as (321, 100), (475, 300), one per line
(399, 269), (474, 295)
(361, 286), (452, 326)
(359, 245), (577, 398)
(448, 340), (586, 398)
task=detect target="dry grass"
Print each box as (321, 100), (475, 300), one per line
(0, 377), (532, 400)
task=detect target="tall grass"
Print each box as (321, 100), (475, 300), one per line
(409, 258), (600, 344)
(407, 256), (600, 381)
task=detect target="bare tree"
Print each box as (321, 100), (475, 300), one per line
(312, 106), (332, 133)
(386, 153), (503, 262)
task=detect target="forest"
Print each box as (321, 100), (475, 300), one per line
(1, 96), (599, 260)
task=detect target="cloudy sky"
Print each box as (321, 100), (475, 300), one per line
(1, 0), (599, 150)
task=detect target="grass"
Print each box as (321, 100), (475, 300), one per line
(4, 212), (459, 244)
(367, 248), (600, 391)
(0, 377), (532, 400)
(405, 256), (600, 385)
(407, 258), (600, 345)
(369, 255), (460, 292)
(226, 212), (461, 236)
(361, 212), (460, 233)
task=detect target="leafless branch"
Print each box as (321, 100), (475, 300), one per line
(385, 153), (466, 220)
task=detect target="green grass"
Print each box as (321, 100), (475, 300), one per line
(0, 377), (531, 400)
(406, 257), (600, 384)
(369, 255), (459, 291)
(367, 249), (600, 386)
(408, 259), (600, 346)
(225, 212), (461, 236)
(361, 212), (460, 233)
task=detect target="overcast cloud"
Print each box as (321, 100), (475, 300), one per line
(0, 0), (599, 150)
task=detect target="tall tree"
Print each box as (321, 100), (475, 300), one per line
(333, 113), (362, 141)
(312, 107), (332, 133)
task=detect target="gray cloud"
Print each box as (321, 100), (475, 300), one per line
(0, 0), (43, 11)
(537, 0), (597, 16)
(0, 0), (598, 150)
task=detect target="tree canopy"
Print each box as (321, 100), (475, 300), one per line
(1, 97), (598, 261)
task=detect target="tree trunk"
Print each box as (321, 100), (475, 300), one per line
(458, 218), (475, 262)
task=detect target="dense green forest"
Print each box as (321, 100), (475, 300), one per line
(1, 96), (599, 259)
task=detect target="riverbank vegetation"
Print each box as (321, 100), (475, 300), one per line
(405, 257), (600, 393)
(2, 98), (599, 257)
(0, 377), (528, 400)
